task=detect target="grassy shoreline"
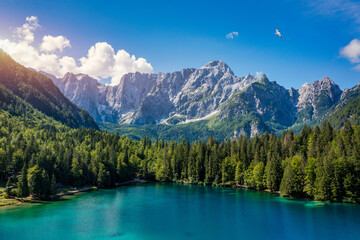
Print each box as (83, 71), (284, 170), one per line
(0, 178), (149, 210)
(0, 186), (98, 210)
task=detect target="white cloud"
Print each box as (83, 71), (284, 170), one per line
(340, 39), (360, 71)
(0, 38), (61, 75)
(354, 64), (360, 71)
(112, 50), (153, 85)
(226, 32), (239, 39)
(309, 0), (360, 26)
(0, 16), (153, 85)
(40, 35), (71, 52)
(308, 1), (360, 71)
(14, 16), (40, 43)
(79, 42), (116, 79)
(59, 56), (78, 74)
(340, 39), (360, 63)
(77, 42), (153, 85)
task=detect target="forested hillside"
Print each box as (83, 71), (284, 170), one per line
(1, 104), (360, 202)
(0, 50), (98, 129)
(327, 96), (360, 129)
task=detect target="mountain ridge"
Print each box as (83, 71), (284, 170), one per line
(35, 60), (360, 140)
(42, 60), (260, 125)
(0, 50), (99, 130)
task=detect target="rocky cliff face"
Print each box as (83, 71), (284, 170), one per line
(295, 77), (342, 124)
(41, 71), (118, 122)
(173, 61), (257, 120)
(336, 82), (360, 109)
(220, 76), (297, 126)
(42, 60), (356, 137)
(46, 61), (260, 126)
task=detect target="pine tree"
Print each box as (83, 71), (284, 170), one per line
(304, 158), (317, 198)
(18, 164), (29, 197)
(235, 161), (245, 185)
(50, 174), (57, 197)
(253, 162), (266, 190)
(314, 157), (333, 201)
(244, 163), (255, 187)
(266, 152), (282, 191)
(41, 169), (51, 198)
(280, 156), (304, 197)
(27, 165), (50, 199)
(5, 178), (12, 196)
(97, 163), (111, 187)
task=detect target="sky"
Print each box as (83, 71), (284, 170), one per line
(0, 0), (359, 89)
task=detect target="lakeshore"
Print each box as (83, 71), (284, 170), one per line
(1, 177), (355, 210)
(0, 178), (149, 209)
(0, 186), (96, 209)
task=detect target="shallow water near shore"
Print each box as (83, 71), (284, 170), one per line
(1, 183), (359, 240)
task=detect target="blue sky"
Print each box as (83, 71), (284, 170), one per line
(0, 0), (359, 89)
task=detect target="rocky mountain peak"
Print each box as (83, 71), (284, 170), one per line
(300, 76), (340, 94)
(320, 76), (334, 82)
(63, 72), (90, 81)
(202, 60), (227, 68)
(244, 73), (256, 79)
(201, 60), (233, 75)
(62, 73), (100, 88)
(75, 73), (89, 80)
(313, 76), (336, 88)
(258, 74), (270, 84)
(63, 72), (76, 79)
(297, 76), (342, 119)
(289, 87), (299, 100)
(241, 74), (257, 85)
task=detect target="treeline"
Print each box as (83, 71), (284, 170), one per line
(148, 121), (360, 203)
(0, 111), (140, 199)
(1, 111), (360, 202)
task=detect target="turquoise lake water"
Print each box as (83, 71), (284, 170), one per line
(1, 183), (360, 240)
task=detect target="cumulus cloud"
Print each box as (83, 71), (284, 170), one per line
(112, 50), (153, 85)
(340, 39), (360, 71)
(59, 56), (78, 74)
(14, 16), (40, 43)
(0, 16), (153, 85)
(79, 42), (116, 79)
(226, 32), (239, 39)
(0, 38), (63, 76)
(40, 35), (71, 52)
(340, 39), (360, 63)
(77, 42), (153, 85)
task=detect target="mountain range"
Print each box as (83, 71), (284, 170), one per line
(1, 48), (359, 141)
(41, 60), (360, 140)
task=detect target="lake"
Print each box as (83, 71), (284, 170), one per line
(1, 183), (360, 240)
